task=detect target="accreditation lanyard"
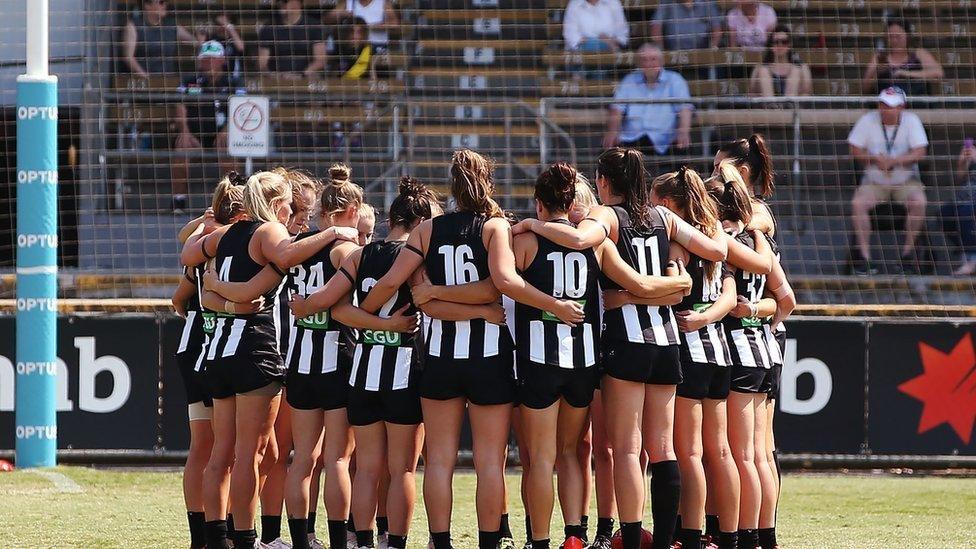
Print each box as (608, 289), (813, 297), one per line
(880, 114), (902, 154)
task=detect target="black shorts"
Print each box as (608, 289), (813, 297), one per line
(677, 360), (730, 401)
(205, 347), (285, 400)
(176, 350), (212, 407)
(602, 339), (682, 385)
(419, 353), (515, 406)
(285, 355), (352, 411)
(730, 364), (771, 394)
(347, 386), (423, 426)
(766, 363), (782, 400)
(516, 359), (597, 409)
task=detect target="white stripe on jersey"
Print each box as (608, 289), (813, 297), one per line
(428, 318), (443, 357)
(207, 319), (226, 360)
(483, 322), (500, 357)
(177, 311), (197, 354)
(763, 325), (782, 365)
(364, 346), (384, 390)
(649, 306), (669, 344)
(731, 329), (758, 368)
(392, 347), (413, 390)
(284, 322), (299, 370)
(583, 323), (596, 367)
(685, 329), (707, 364)
(222, 319), (247, 357)
(621, 304), (644, 343)
(321, 331), (340, 373)
(297, 330), (314, 374)
(454, 320), (471, 359)
(350, 345), (363, 385)
(528, 320), (546, 364)
(194, 340), (207, 372)
(706, 323), (729, 367)
(556, 323), (573, 369)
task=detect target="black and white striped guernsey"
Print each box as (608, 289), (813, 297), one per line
(600, 204), (679, 346)
(722, 231), (772, 369)
(676, 254), (733, 367)
(514, 226), (600, 369)
(762, 232), (785, 366)
(424, 211), (513, 359)
(204, 221), (284, 361)
(176, 264), (220, 372)
(349, 240), (417, 391)
(284, 232), (355, 375)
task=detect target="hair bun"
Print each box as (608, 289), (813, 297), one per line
(398, 175), (425, 196)
(329, 163), (351, 185)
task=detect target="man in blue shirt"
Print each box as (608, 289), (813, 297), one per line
(603, 43), (693, 174)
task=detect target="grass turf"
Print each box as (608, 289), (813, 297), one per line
(1, 467), (975, 547)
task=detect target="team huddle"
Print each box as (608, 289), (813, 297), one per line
(172, 136), (795, 549)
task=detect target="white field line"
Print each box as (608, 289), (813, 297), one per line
(25, 469), (84, 493)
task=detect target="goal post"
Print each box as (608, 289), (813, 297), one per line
(15, 0), (58, 468)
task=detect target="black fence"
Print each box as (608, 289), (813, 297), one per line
(1, 314), (975, 460)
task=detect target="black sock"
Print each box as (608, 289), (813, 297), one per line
(430, 531), (452, 549)
(581, 515), (589, 540)
(650, 460), (681, 549)
(347, 516), (356, 533)
(261, 514), (282, 543)
(328, 519), (348, 549)
(307, 511), (317, 534)
(478, 529), (501, 549)
(225, 513), (235, 533)
(679, 528), (703, 549)
(718, 531), (738, 549)
(531, 539), (551, 549)
(388, 533), (407, 548)
(758, 527), (777, 549)
(356, 529), (375, 548)
(204, 519), (231, 549)
(525, 514), (533, 540)
(620, 521), (642, 549)
(187, 511), (206, 548)
(596, 517), (614, 539)
(499, 513), (512, 538)
(564, 524), (585, 540)
(231, 528), (257, 548)
(376, 516), (389, 536)
(737, 529), (759, 549)
(674, 515), (682, 545)
(705, 515), (720, 540)
(289, 518), (310, 549)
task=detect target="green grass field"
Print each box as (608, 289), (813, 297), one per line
(2, 467), (975, 547)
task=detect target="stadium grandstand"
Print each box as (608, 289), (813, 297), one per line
(1, 0), (976, 309)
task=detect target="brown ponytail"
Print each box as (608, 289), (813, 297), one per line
(596, 147), (651, 229)
(717, 134), (775, 198)
(389, 176), (441, 229)
(534, 162), (578, 214)
(652, 166), (720, 275)
(709, 162), (754, 225)
(450, 149), (504, 218)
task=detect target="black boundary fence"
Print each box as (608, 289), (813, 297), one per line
(1, 314), (975, 468)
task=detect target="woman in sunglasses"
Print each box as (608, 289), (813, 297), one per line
(749, 25), (812, 97)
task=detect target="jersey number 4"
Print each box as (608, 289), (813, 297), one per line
(438, 244), (479, 285)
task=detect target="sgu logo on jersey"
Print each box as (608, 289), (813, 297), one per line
(363, 329), (401, 346)
(201, 312), (217, 334)
(297, 311), (330, 330)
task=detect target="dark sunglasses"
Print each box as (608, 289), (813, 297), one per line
(772, 38), (790, 45)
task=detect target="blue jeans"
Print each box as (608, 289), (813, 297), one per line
(574, 38), (613, 80)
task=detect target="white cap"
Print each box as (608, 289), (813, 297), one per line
(878, 86), (906, 107)
(198, 40), (225, 59)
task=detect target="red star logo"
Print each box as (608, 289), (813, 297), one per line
(898, 333), (976, 444)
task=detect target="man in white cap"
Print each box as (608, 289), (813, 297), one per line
(848, 86), (929, 274)
(171, 40), (245, 213)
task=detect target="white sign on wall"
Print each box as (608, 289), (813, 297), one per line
(228, 96), (270, 158)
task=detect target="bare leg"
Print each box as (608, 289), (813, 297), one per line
(185, 418), (215, 513)
(728, 392), (760, 530)
(421, 397), (465, 533)
(851, 185), (880, 261)
(469, 402), (513, 531)
(602, 376), (646, 524)
(285, 409), (325, 523)
(230, 393), (281, 530)
(702, 398), (740, 534)
(351, 422), (387, 534)
(203, 397), (236, 522)
(555, 400), (590, 530)
(386, 422), (424, 539)
(675, 397), (705, 531)
(321, 408), (355, 522)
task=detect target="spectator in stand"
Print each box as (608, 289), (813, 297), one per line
(651, 0), (722, 51)
(332, 16), (378, 79)
(171, 41), (245, 214)
(943, 140), (976, 275)
(749, 25), (812, 96)
(603, 43), (692, 174)
(328, 0), (400, 53)
(848, 87), (929, 275)
(861, 19), (943, 96)
(727, 0), (777, 51)
(258, 0), (328, 79)
(562, 0), (629, 52)
(122, 0), (198, 77)
(194, 15), (246, 78)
